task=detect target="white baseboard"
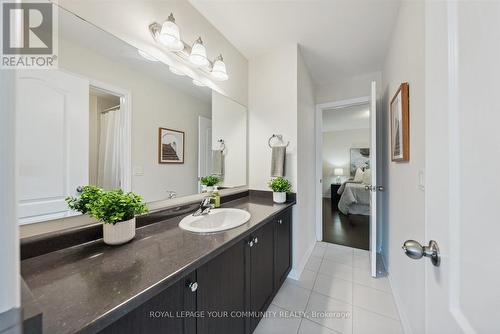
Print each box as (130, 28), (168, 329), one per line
(381, 255), (413, 334)
(288, 239), (316, 280)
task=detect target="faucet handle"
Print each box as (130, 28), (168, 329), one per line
(166, 190), (177, 199)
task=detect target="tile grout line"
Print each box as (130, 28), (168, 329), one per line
(293, 243), (401, 333)
(298, 244), (345, 334)
(295, 245), (324, 334)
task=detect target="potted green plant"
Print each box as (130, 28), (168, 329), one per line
(66, 185), (103, 214)
(268, 177), (291, 203)
(200, 175), (220, 193)
(66, 188), (148, 245)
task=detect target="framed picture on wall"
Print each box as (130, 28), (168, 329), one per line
(350, 148), (370, 176)
(390, 82), (410, 162)
(158, 127), (185, 164)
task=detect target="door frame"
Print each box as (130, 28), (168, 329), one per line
(314, 96), (371, 242)
(89, 79), (132, 192)
(197, 115), (212, 192)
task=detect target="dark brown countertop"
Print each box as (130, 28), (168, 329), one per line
(21, 194), (295, 334)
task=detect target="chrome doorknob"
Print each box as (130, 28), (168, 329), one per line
(377, 186), (384, 191)
(402, 240), (440, 266)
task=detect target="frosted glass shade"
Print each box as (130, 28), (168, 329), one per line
(334, 168), (344, 176)
(189, 37), (209, 67)
(159, 16), (183, 51)
(211, 56), (228, 81)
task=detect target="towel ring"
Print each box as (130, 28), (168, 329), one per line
(268, 134), (290, 148)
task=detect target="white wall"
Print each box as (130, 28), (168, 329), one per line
(58, 0), (248, 106)
(0, 72), (20, 313)
(316, 71), (382, 104)
(296, 48), (317, 277)
(380, 1), (426, 333)
(212, 91), (247, 188)
(248, 44), (298, 191)
(248, 44), (316, 277)
(322, 129), (370, 196)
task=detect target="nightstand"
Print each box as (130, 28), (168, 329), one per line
(331, 183), (341, 211)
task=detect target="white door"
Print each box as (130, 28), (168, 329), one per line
(424, 2), (500, 332)
(16, 70), (89, 224)
(198, 116), (212, 191)
(368, 80), (380, 277)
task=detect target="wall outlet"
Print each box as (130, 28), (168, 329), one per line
(133, 166), (144, 176)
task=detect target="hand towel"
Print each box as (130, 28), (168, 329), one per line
(270, 145), (286, 177)
(212, 150), (224, 176)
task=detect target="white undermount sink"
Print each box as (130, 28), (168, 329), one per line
(178, 208), (251, 233)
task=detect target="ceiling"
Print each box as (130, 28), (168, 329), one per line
(189, 0), (400, 85)
(322, 104), (370, 132)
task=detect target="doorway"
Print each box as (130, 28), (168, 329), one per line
(315, 82), (381, 277)
(89, 87), (121, 189)
(319, 102), (371, 249)
(89, 80), (132, 193)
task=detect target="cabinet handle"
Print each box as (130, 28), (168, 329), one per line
(253, 237), (259, 244)
(278, 219), (283, 224)
(186, 281), (198, 292)
(247, 239), (254, 248)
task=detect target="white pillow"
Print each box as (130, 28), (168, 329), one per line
(362, 169), (372, 184)
(353, 168), (364, 182)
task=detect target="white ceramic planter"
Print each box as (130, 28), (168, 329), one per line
(273, 192), (286, 204)
(103, 217), (136, 245)
(206, 186), (214, 193)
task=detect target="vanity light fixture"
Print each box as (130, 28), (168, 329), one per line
(159, 13), (184, 52)
(189, 37), (209, 67)
(149, 16), (229, 80)
(211, 54), (228, 81)
(138, 50), (159, 61)
(169, 66), (185, 76)
(192, 79), (205, 87)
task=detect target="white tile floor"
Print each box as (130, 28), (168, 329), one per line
(254, 242), (403, 334)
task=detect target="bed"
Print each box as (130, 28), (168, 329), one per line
(337, 181), (370, 215)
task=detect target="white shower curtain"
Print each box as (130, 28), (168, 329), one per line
(97, 108), (121, 189)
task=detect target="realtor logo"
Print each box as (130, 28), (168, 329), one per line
(1, 1), (58, 68)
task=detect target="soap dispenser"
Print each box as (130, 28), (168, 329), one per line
(211, 186), (221, 208)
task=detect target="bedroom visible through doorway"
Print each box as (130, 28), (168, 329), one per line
(321, 103), (371, 250)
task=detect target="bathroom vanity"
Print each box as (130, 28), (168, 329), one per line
(21, 191), (295, 334)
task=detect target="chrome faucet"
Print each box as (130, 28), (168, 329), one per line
(193, 198), (213, 216)
(166, 190), (177, 199)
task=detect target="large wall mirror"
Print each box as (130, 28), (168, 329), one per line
(16, 7), (247, 225)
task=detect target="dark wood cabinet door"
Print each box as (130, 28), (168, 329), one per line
(249, 222), (275, 331)
(275, 209), (292, 288)
(99, 272), (196, 334)
(196, 240), (246, 334)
